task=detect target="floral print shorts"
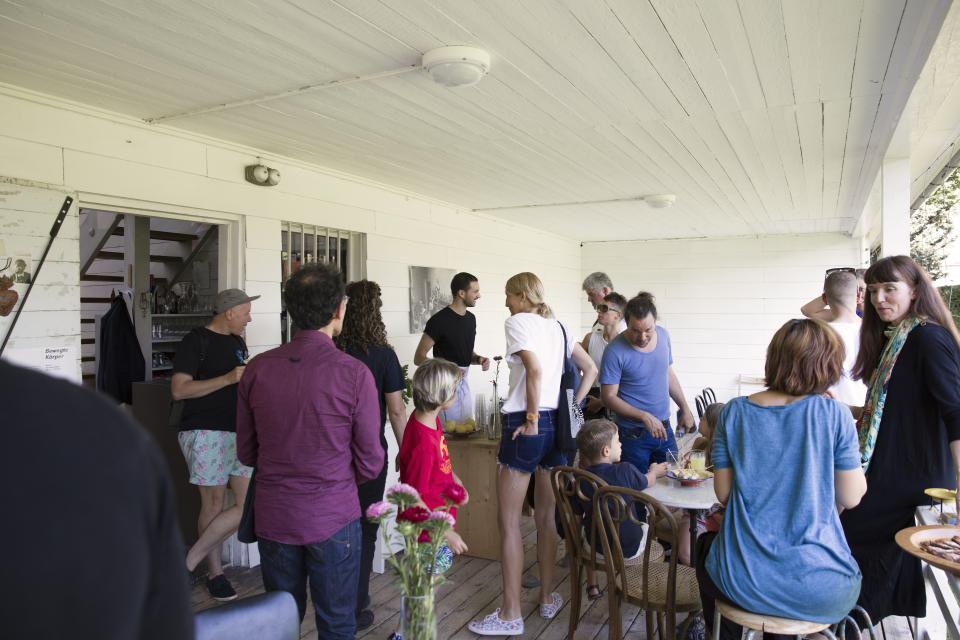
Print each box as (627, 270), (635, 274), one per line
(177, 429), (253, 486)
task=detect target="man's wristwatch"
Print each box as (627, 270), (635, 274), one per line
(525, 411), (538, 423)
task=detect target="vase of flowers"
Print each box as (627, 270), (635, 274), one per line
(367, 482), (466, 640)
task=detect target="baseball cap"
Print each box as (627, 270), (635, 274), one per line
(214, 288), (260, 314)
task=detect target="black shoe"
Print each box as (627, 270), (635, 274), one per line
(207, 574), (238, 602)
(356, 609), (375, 631)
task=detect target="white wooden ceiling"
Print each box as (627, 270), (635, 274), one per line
(0, 0), (951, 241)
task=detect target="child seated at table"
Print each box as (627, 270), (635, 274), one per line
(577, 419), (667, 600)
(675, 402), (725, 566)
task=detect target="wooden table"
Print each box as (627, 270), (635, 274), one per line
(646, 476), (718, 563)
(446, 435), (502, 561)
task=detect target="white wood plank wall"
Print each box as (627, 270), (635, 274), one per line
(581, 234), (863, 408)
(0, 184), (80, 381)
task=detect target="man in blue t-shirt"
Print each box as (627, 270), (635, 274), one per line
(599, 292), (694, 472)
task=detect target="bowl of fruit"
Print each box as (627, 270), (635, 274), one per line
(443, 418), (478, 437)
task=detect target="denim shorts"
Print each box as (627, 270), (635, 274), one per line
(497, 410), (565, 473)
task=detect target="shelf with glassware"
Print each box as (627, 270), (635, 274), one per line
(150, 313), (211, 374)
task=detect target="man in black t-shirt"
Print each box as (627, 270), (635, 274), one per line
(414, 272), (490, 429)
(1, 360), (192, 639)
(171, 288), (258, 602)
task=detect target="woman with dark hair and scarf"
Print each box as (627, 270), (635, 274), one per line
(842, 255), (960, 623)
(335, 280), (407, 631)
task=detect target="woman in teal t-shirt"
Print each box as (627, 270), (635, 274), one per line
(695, 319), (868, 639)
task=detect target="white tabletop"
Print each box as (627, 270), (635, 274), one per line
(646, 476), (718, 511)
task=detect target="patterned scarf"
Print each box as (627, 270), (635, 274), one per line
(858, 314), (922, 470)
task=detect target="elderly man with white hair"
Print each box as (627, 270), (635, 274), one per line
(582, 271), (615, 308)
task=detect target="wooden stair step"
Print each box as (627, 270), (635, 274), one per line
(81, 338), (94, 345)
(97, 250), (182, 264)
(112, 227), (198, 242)
(81, 274), (124, 282)
(81, 356), (95, 363)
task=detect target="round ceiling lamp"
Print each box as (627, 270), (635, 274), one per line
(643, 194), (677, 209)
(422, 46), (491, 88)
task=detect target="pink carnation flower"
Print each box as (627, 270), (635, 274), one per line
(428, 511), (456, 528)
(365, 501), (392, 519)
(386, 483), (421, 500)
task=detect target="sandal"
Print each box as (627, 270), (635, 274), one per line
(586, 584), (602, 600)
(467, 609), (524, 636)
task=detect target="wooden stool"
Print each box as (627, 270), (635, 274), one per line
(713, 599), (837, 639)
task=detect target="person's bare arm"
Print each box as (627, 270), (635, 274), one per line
(835, 468), (867, 513)
(170, 369), (244, 401)
(601, 383), (666, 439)
(800, 295), (835, 321)
(385, 390), (406, 445)
(514, 350), (542, 438)
(571, 343), (598, 404)
(413, 334), (435, 366)
(668, 366), (694, 432)
(581, 331), (592, 354)
(714, 467), (732, 506)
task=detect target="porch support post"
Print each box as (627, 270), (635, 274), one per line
(880, 157), (911, 258)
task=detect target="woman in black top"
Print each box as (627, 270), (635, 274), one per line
(842, 255), (960, 622)
(335, 280), (407, 631)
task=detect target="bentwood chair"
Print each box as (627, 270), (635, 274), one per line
(596, 485), (701, 640)
(551, 467), (666, 638)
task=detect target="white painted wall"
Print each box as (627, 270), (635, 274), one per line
(581, 233), (863, 408)
(0, 183), (79, 378)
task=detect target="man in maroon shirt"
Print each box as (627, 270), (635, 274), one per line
(237, 263), (383, 639)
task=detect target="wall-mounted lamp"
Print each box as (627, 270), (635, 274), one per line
(245, 162), (281, 187)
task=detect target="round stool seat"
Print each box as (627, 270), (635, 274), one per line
(715, 599), (831, 635)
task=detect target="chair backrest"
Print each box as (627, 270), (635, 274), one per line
(595, 485), (680, 611)
(194, 591), (299, 640)
(695, 395), (706, 420)
(702, 387), (717, 405)
(550, 465), (607, 568)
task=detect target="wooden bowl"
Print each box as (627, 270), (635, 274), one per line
(895, 525), (960, 575)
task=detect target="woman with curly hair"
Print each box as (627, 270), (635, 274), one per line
(335, 279), (407, 631)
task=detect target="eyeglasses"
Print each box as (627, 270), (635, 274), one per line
(596, 304), (622, 314)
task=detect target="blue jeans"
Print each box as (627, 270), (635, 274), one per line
(619, 420), (677, 473)
(258, 520), (361, 640)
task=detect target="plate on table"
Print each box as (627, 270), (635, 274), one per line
(925, 488), (957, 502)
(666, 469), (713, 487)
(443, 420), (479, 438)
(896, 525), (960, 575)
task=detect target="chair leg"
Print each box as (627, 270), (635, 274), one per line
(608, 590), (622, 640)
(645, 609), (655, 640)
(568, 562), (582, 639)
(657, 611), (666, 640)
(712, 608), (722, 640)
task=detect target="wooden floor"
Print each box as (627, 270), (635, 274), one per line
(192, 516), (916, 639)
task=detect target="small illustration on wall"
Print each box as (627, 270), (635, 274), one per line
(409, 266), (455, 333)
(10, 257), (31, 284)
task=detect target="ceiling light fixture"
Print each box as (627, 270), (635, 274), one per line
(421, 46), (491, 88)
(146, 46), (492, 124)
(473, 194), (677, 212)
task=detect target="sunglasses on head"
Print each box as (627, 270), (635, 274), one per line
(825, 267), (856, 276)
(596, 304), (622, 314)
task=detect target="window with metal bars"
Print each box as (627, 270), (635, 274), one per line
(280, 222), (365, 343)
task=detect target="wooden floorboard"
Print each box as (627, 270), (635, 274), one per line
(190, 514), (915, 639)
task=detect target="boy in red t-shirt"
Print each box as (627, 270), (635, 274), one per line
(399, 358), (469, 555)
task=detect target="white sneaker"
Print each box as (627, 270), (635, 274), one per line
(540, 592), (563, 619)
(468, 609), (524, 636)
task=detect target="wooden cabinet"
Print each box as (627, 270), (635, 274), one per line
(446, 437), (502, 561)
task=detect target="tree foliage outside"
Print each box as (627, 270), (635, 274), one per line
(912, 169), (960, 281)
(940, 285), (960, 327)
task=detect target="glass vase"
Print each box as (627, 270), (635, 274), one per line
(399, 593), (437, 640)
